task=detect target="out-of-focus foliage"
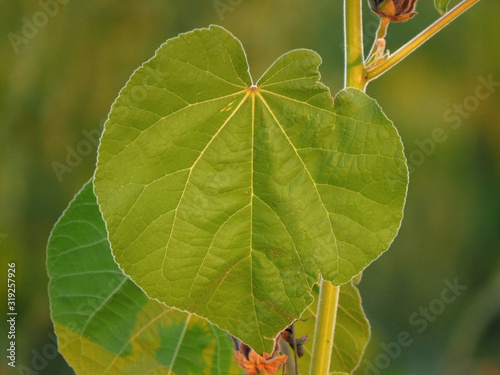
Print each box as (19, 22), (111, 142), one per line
(1, 0), (499, 374)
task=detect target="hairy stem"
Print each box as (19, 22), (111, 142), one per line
(366, 0), (481, 81)
(344, 0), (367, 90)
(309, 278), (341, 375)
(309, 1), (367, 372)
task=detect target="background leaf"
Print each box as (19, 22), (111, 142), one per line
(94, 25), (407, 353)
(47, 180), (242, 375)
(435, 0), (450, 15)
(292, 283), (370, 375)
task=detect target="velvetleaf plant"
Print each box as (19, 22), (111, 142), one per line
(46, 0), (481, 373)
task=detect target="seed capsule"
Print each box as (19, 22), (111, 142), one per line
(369, 0), (418, 22)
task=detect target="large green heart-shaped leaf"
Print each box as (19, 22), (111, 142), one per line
(47, 180), (242, 375)
(94, 25), (407, 353)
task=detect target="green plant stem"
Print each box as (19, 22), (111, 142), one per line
(308, 1), (481, 374)
(309, 278), (341, 375)
(344, 0), (367, 90)
(309, 1), (366, 373)
(366, 0), (481, 81)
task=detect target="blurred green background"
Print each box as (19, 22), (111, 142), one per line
(1, 0), (499, 374)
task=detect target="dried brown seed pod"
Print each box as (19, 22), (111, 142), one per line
(369, 0), (418, 22)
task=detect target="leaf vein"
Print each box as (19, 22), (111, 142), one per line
(160, 92), (250, 278)
(256, 92), (339, 276)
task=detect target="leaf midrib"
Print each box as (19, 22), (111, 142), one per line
(102, 308), (174, 374)
(160, 92), (251, 276)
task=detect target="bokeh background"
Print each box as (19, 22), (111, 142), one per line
(1, 0), (499, 374)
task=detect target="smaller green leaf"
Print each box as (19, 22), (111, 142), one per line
(47, 180), (242, 375)
(435, 0), (450, 15)
(293, 283), (370, 375)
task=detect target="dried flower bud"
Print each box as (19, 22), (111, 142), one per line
(369, 0), (418, 22)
